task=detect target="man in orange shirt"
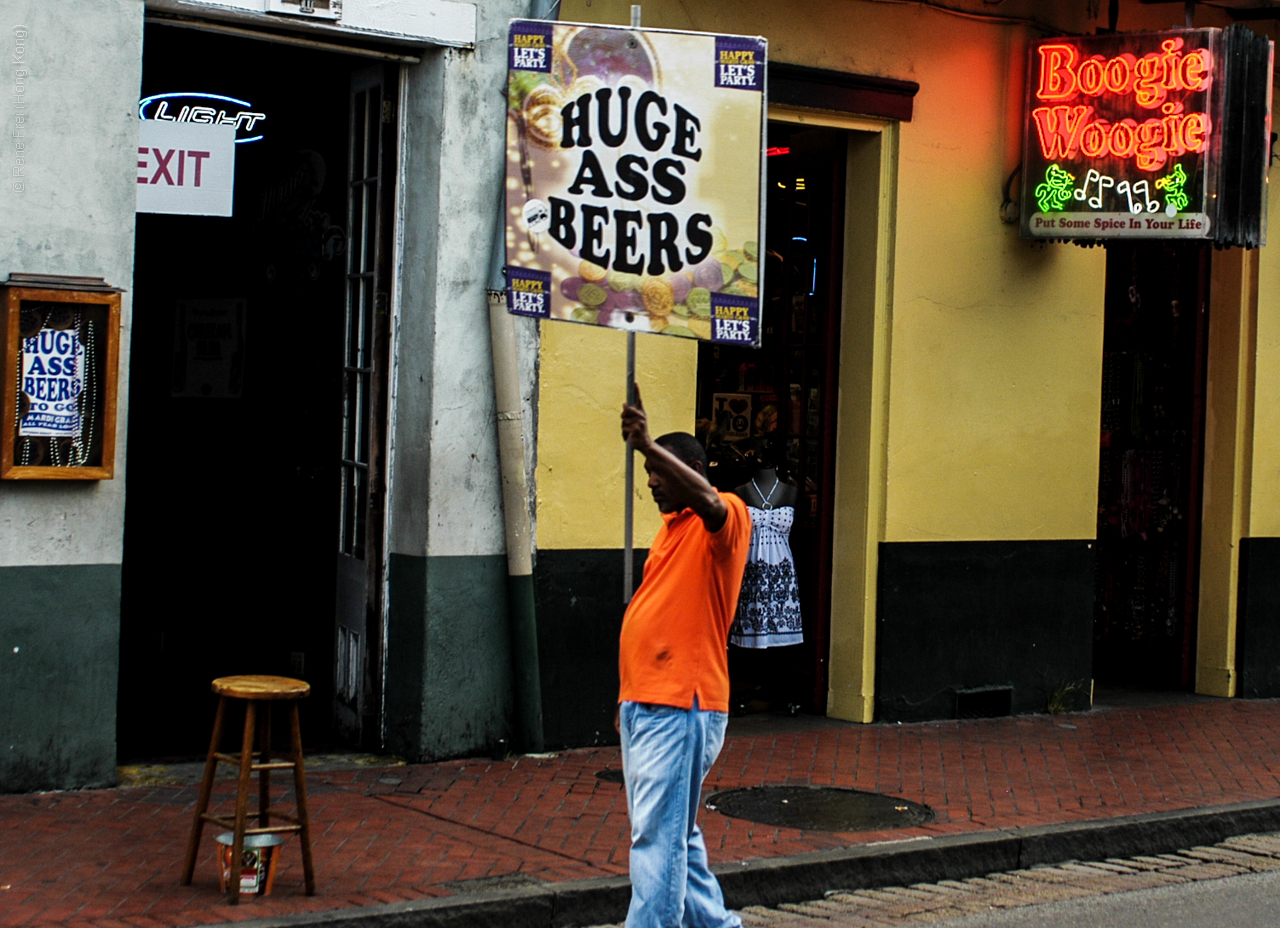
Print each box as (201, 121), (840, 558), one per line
(618, 385), (751, 928)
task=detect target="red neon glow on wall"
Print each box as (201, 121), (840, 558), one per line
(1030, 36), (1213, 172)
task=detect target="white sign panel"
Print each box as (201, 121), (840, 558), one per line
(504, 21), (767, 346)
(136, 120), (235, 217)
(20, 328), (85, 436)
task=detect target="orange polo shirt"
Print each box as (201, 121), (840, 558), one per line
(618, 492), (751, 713)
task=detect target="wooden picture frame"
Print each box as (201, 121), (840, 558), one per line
(1, 274), (122, 480)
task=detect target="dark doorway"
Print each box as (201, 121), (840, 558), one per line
(696, 123), (845, 715)
(1093, 242), (1209, 689)
(118, 25), (391, 759)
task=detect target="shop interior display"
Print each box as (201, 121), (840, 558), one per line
(696, 124), (845, 714)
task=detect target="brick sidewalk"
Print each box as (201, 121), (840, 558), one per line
(5, 696), (1280, 928)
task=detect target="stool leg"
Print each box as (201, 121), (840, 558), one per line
(228, 699), (257, 905)
(258, 702), (272, 831)
(288, 701), (316, 895)
(181, 695), (226, 886)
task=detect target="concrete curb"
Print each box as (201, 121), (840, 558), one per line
(212, 798), (1280, 928)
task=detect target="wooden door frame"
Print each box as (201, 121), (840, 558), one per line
(768, 106), (899, 724)
(334, 63), (398, 747)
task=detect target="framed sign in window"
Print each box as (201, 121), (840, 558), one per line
(1, 274), (122, 480)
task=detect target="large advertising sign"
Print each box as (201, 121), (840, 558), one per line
(1021, 28), (1272, 246)
(505, 20), (767, 346)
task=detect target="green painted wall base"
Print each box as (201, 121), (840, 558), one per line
(1239, 538), (1280, 697)
(385, 553), (514, 761)
(877, 540), (1094, 722)
(533, 548), (645, 748)
(0, 563), (121, 793)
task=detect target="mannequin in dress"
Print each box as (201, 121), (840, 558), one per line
(729, 464), (803, 651)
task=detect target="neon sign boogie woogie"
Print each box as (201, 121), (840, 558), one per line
(1017, 28), (1250, 241)
(1032, 38), (1211, 172)
(1022, 27), (1273, 246)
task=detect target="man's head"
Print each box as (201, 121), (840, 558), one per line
(647, 432), (710, 513)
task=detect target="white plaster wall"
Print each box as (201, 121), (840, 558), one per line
(390, 0), (534, 561)
(423, 41), (506, 559)
(0, 0), (143, 567)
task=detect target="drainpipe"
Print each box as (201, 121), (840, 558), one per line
(486, 0), (571, 754)
(488, 191), (544, 754)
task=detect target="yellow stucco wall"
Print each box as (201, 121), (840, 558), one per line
(540, 0), (1121, 551)
(537, 324), (696, 549)
(1251, 103), (1280, 538)
(879, 18), (1105, 542)
(532, 0), (1279, 716)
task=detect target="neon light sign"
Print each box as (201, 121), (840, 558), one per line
(1035, 41), (1211, 107)
(1022, 28), (1274, 245)
(1156, 164), (1190, 212)
(1030, 38), (1212, 175)
(1034, 164), (1074, 213)
(138, 93), (267, 144)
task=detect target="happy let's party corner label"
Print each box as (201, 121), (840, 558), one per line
(714, 37), (765, 90)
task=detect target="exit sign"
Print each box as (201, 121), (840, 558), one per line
(136, 120), (235, 217)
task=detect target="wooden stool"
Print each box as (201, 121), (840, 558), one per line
(180, 675), (316, 903)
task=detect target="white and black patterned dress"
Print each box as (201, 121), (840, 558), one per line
(730, 506), (803, 648)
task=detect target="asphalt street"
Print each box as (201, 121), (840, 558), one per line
(920, 869), (1280, 927)
(703, 831), (1280, 928)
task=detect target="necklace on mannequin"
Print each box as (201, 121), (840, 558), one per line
(751, 475), (780, 510)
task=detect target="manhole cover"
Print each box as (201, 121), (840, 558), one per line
(595, 768), (625, 783)
(705, 786), (934, 831)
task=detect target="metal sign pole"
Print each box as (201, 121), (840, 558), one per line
(623, 3), (642, 605)
(624, 332), (636, 603)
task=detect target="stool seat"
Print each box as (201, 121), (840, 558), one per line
(212, 675), (311, 700)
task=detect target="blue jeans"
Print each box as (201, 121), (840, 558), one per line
(619, 699), (742, 928)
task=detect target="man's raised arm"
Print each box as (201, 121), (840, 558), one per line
(621, 384), (727, 533)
